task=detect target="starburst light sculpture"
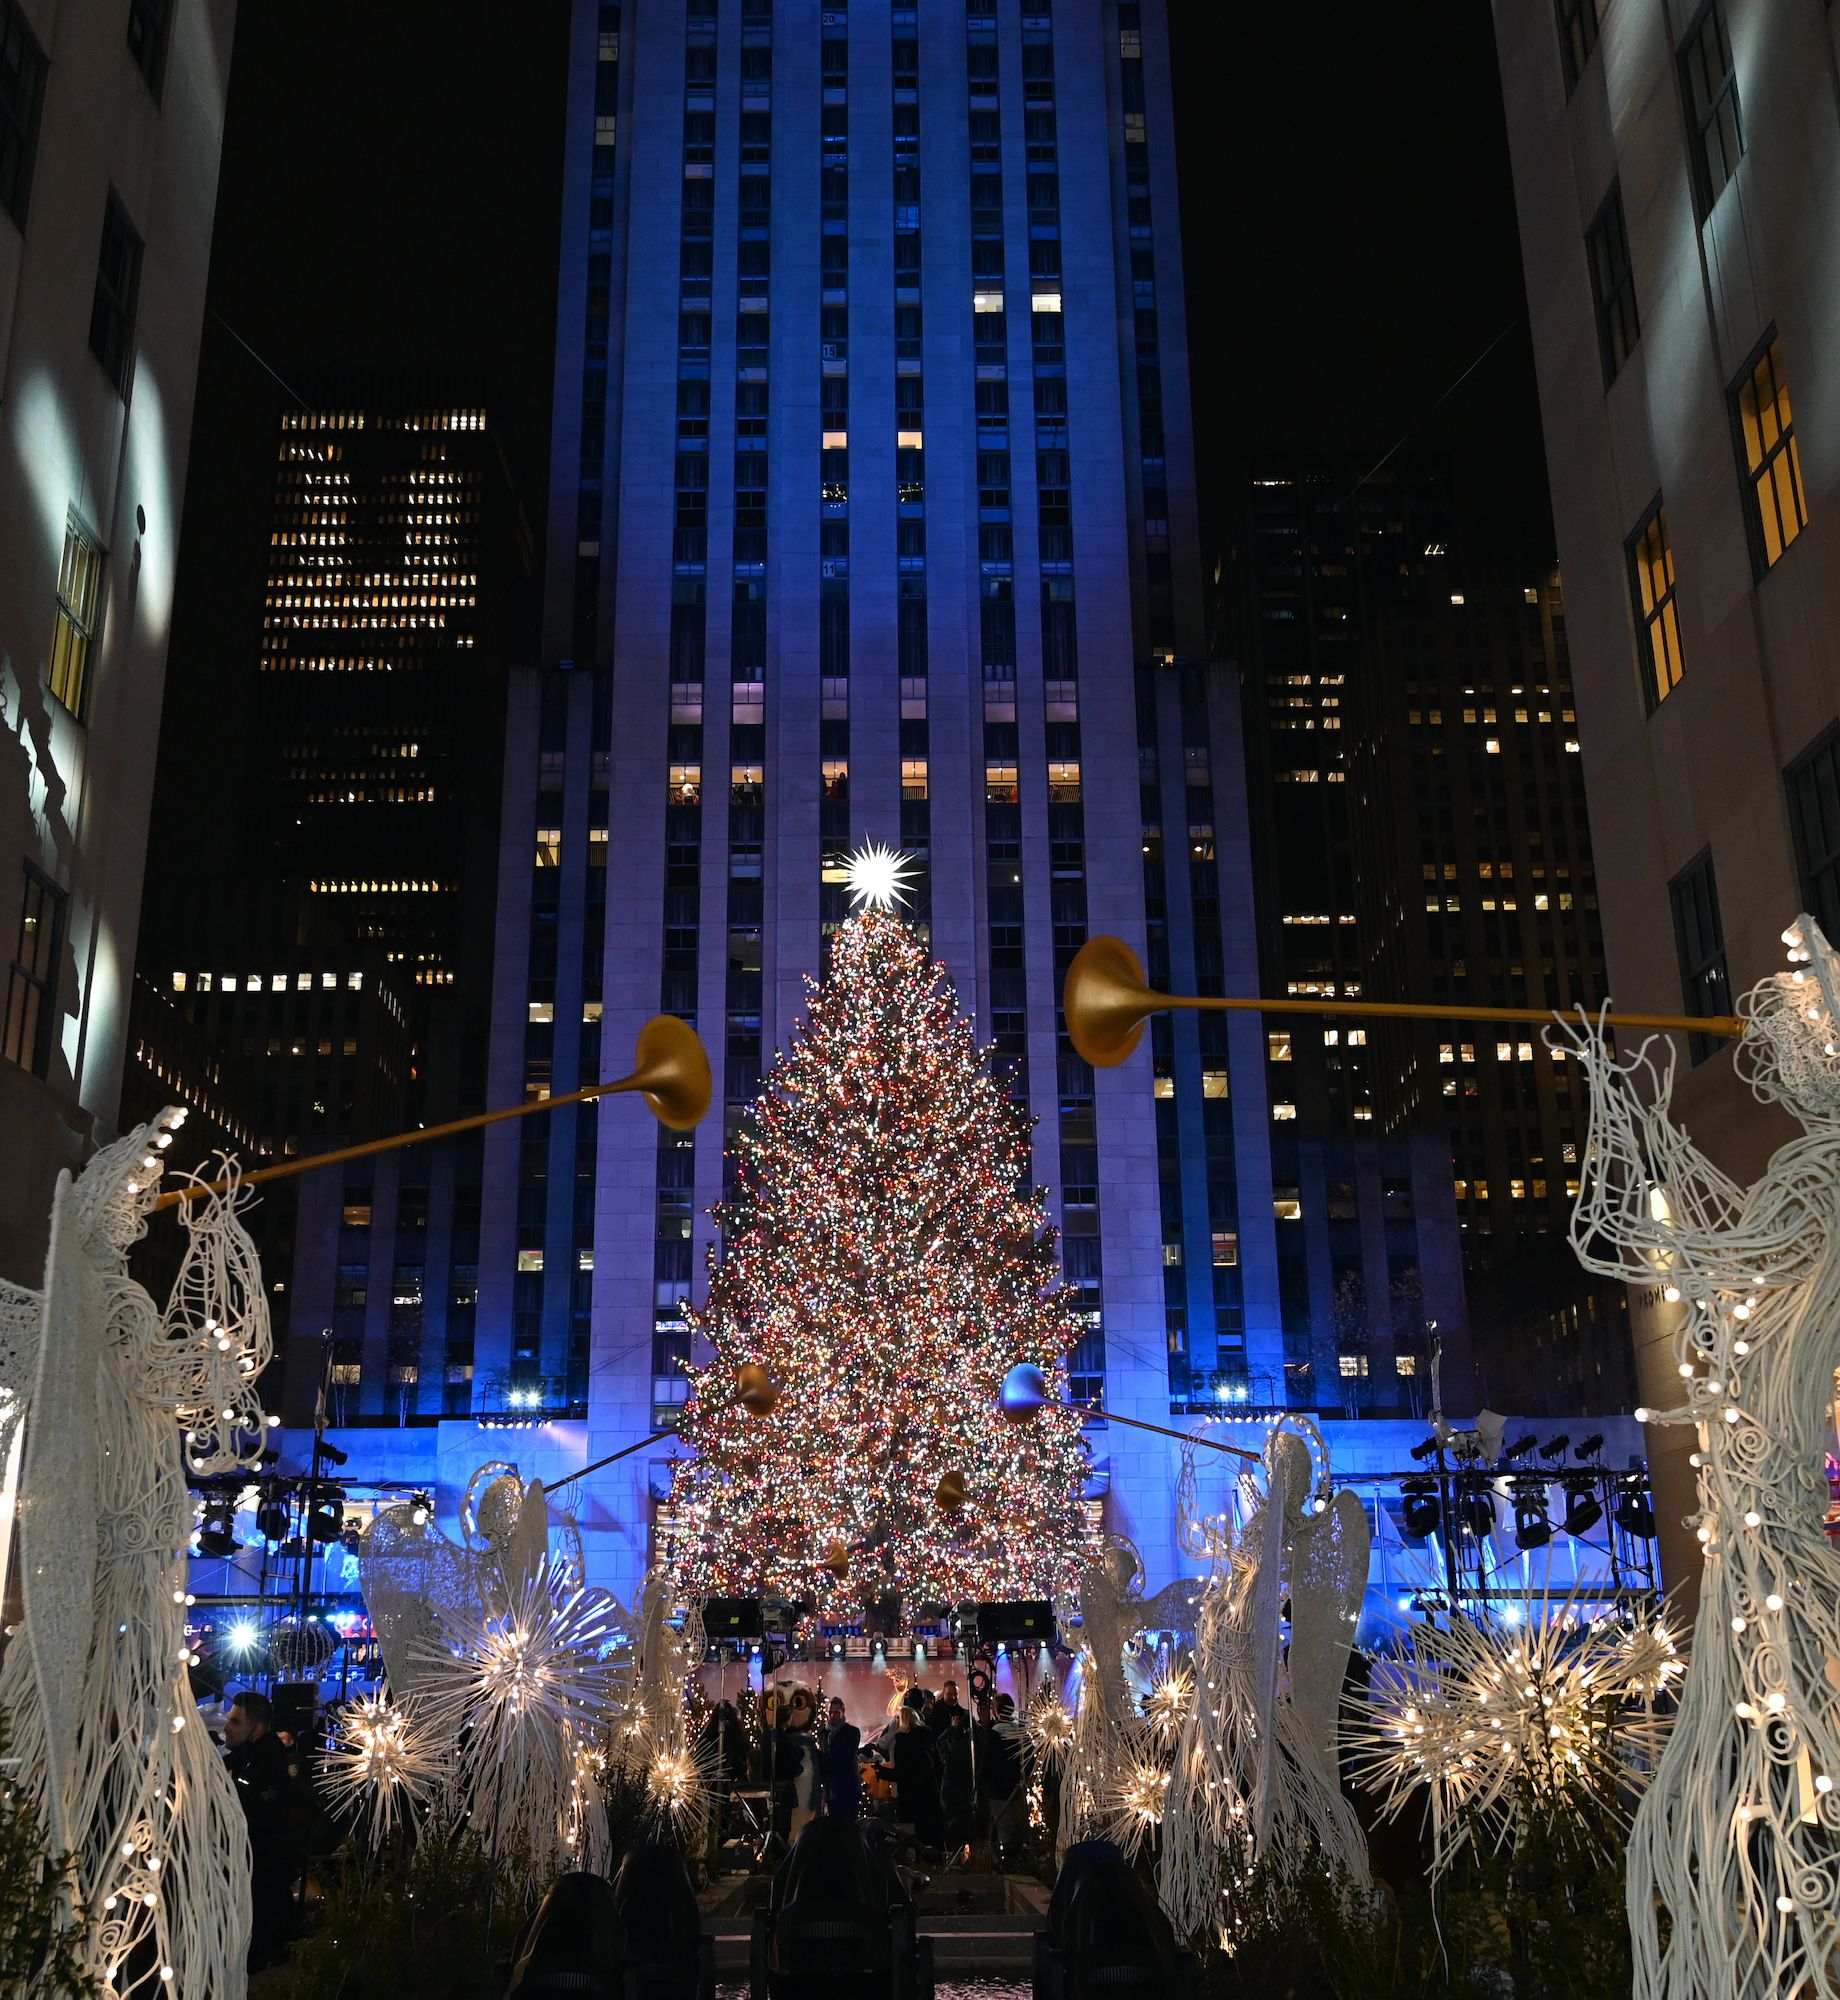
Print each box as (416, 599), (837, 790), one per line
(318, 1693), (441, 1846)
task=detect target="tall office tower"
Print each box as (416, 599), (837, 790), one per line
(0, 0), (235, 1287)
(482, 0), (1280, 1599)
(1238, 458), (1611, 1414)
(134, 381), (532, 1421)
(1491, 0), (1839, 1567)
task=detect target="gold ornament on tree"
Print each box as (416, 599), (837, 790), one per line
(736, 1363), (780, 1417)
(935, 1469), (968, 1512)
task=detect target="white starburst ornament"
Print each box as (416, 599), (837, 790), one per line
(843, 840), (917, 912)
(318, 1693), (440, 1846)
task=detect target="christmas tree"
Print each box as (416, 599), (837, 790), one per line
(667, 851), (1097, 1615)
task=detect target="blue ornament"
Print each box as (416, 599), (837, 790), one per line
(1000, 1362), (1048, 1423)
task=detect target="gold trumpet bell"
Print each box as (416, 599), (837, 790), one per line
(618, 1014), (713, 1130)
(1062, 936), (1157, 1069)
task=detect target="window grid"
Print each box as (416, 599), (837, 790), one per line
(1586, 185), (1638, 386)
(126, 0), (172, 102)
(1732, 332), (1807, 574)
(88, 192), (144, 397)
(4, 865), (64, 1078)
(1555, 0), (1599, 92)
(1627, 499), (1683, 712)
(49, 514), (105, 719)
(1679, 1), (1743, 217)
(1670, 851), (1730, 1065)
(0, 0), (46, 228)
(1786, 725), (1840, 948)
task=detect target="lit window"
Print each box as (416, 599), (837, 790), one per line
(342, 1204), (372, 1230)
(1273, 1187), (1302, 1221)
(3, 865), (63, 1078)
(534, 828), (563, 868)
(901, 758), (929, 800)
(48, 513), (104, 719)
(897, 429), (923, 450)
(1162, 1242), (1182, 1267)
(528, 1001), (554, 1023)
(1031, 291), (1062, 313)
(985, 762), (1018, 803)
(1627, 499), (1684, 710)
(973, 290), (1004, 313)
(1047, 760), (1081, 802)
(1271, 1102), (1297, 1122)
(732, 682), (764, 726)
(348, 972), (363, 990)
(1338, 1354), (1369, 1378)
(1267, 1031), (1292, 1062)
(1679, 1), (1743, 218)
(1212, 1231), (1238, 1267)
(822, 430), (848, 451)
(669, 764), (701, 805)
(588, 827), (609, 866)
(170, 971), (187, 993)
(583, 1001), (603, 1023)
(1201, 1068), (1229, 1099)
(1732, 333), (1807, 573)
(1396, 1354), (1418, 1377)
(1152, 1074), (1174, 1099)
(516, 1249), (545, 1273)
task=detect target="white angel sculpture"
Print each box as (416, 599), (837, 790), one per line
(1550, 917), (1840, 2000)
(0, 1113), (271, 1998)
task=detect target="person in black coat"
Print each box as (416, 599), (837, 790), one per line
(937, 1704), (975, 1861)
(820, 1697), (861, 1821)
(891, 1704), (944, 1851)
(225, 1691), (296, 1970)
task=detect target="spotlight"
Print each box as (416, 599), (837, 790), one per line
(226, 1619), (260, 1655)
(1502, 1434), (1538, 1463)
(196, 1503), (238, 1560)
(1400, 1475), (1440, 1541)
(318, 1441), (350, 1467)
(409, 1492), (432, 1527)
(307, 1488), (346, 1545)
(1452, 1476), (1496, 1540)
(1538, 1434), (1571, 1462)
(340, 1526), (362, 1555)
(1408, 1435), (1440, 1463)
(1572, 1434), (1604, 1463)
(1512, 1477), (1552, 1551)
(1561, 1479), (1604, 1538)
(254, 1496), (290, 1544)
(1614, 1479), (1656, 1540)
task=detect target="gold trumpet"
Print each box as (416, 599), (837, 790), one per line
(152, 1012), (711, 1209)
(1062, 934), (1746, 1071)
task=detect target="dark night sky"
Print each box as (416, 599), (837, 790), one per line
(153, 1), (1549, 839)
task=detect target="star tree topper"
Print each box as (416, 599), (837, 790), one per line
(843, 840), (917, 912)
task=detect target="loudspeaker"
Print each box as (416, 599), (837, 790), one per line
(270, 1681), (317, 1742)
(976, 1601), (1055, 1644)
(703, 1597), (764, 1638)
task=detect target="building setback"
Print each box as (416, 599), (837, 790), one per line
(0, 0), (235, 1286)
(1491, 0), (1840, 1573)
(481, 0), (1286, 1601)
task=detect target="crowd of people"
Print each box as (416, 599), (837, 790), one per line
(704, 1676), (1030, 1869)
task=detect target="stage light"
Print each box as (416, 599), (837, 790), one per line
(1400, 1475), (1440, 1541)
(1573, 1433), (1604, 1462)
(255, 1496), (290, 1543)
(1614, 1480), (1656, 1540)
(1452, 1477), (1496, 1540)
(1538, 1434), (1571, 1462)
(318, 1441), (350, 1467)
(1562, 1479), (1604, 1537)
(196, 1503), (238, 1560)
(226, 1620), (259, 1654)
(1409, 1435), (1440, 1463)
(308, 1489), (346, 1545)
(1503, 1434), (1538, 1463)
(1512, 1477), (1552, 1550)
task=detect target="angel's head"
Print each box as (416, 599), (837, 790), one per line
(1737, 914), (1840, 1126)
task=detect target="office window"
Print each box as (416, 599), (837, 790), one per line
(88, 192), (144, 397)
(126, 0), (173, 101)
(1627, 499), (1683, 711)
(1732, 333), (1807, 573)
(1670, 851), (1730, 1064)
(1786, 725), (1840, 947)
(1586, 185), (1638, 386)
(1679, 1), (1743, 217)
(0, 0), (47, 228)
(1555, 0), (1598, 91)
(4, 865), (63, 1077)
(49, 514), (105, 719)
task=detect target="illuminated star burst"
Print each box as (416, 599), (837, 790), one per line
(1343, 1594), (1683, 1874)
(1025, 1688), (1076, 1773)
(1145, 1665), (1193, 1743)
(842, 840), (917, 912)
(410, 1562), (625, 1876)
(1107, 1757), (1173, 1860)
(317, 1693), (440, 1845)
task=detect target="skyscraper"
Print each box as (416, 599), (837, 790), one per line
(133, 379), (532, 1421)
(0, 0), (235, 1286)
(1491, 0), (1839, 1570)
(480, 0), (1281, 1599)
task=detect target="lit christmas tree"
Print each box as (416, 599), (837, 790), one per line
(667, 846), (1097, 1616)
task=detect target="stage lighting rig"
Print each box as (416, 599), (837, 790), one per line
(1503, 1433), (1539, 1463)
(1539, 1434), (1571, 1462)
(1573, 1434), (1604, 1463)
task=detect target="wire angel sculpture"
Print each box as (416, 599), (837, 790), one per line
(1549, 916), (1840, 1999)
(0, 1115), (271, 1997)
(1156, 1420), (1371, 1943)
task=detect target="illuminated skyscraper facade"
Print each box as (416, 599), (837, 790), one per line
(481, 0), (1282, 1598)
